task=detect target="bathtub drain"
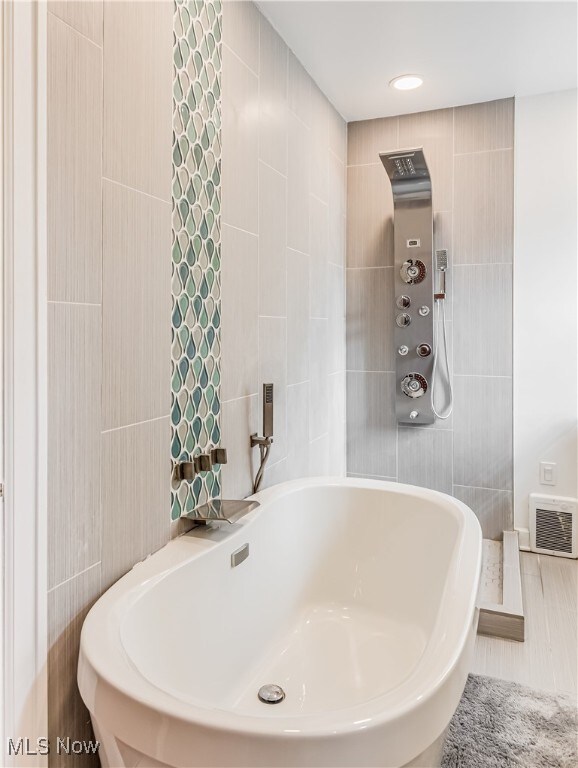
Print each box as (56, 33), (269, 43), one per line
(258, 684), (285, 704)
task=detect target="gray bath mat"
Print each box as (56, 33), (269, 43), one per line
(442, 674), (577, 768)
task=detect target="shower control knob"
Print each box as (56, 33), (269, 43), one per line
(398, 345), (409, 356)
(416, 343), (432, 358)
(210, 447), (228, 465)
(396, 295), (411, 309)
(194, 453), (213, 472)
(396, 312), (411, 328)
(400, 259), (426, 285)
(418, 305), (430, 317)
(401, 373), (428, 399)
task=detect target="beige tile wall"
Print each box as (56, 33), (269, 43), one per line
(220, 1), (347, 497)
(47, 12), (102, 303)
(47, 3), (515, 758)
(46, 2), (172, 763)
(346, 98), (514, 538)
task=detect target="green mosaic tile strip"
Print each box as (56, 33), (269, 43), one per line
(172, 0), (222, 519)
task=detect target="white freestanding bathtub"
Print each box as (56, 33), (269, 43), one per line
(78, 478), (482, 768)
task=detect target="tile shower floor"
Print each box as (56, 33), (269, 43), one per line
(472, 551), (578, 700)
(479, 539), (503, 605)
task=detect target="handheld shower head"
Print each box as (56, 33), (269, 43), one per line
(435, 249), (448, 271)
(434, 249), (448, 300)
(263, 383), (274, 438)
(431, 249), (453, 419)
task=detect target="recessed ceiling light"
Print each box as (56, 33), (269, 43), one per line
(390, 74), (423, 91)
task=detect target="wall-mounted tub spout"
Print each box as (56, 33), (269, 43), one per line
(182, 498), (259, 525)
(251, 383), (274, 493)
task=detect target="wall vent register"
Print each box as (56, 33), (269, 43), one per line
(529, 494), (577, 559)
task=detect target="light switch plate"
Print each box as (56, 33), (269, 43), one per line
(539, 461), (557, 486)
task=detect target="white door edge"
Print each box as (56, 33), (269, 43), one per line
(2, 1), (48, 764)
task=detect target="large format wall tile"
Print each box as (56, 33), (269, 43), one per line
(454, 149), (514, 264)
(309, 195), (329, 318)
(398, 107), (454, 212)
(221, 395), (258, 499)
(309, 319), (329, 440)
(288, 50), (311, 127)
(347, 163), (394, 268)
(103, 0), (172, 201)
(398, 428), (453, 494)
(287, 247), (310, 384)
(434, 210), (453, 253)
(434, 211), (453, 318)
(310, 85), (329, 203)
(260, 457), (289, 491)
(222, 0), (259, 74)
(328, 263), (345, 374)
(328, 151), (346, 267)
(221, 224), (258, 401)
(102, 181), (171, 430)
(101, 418), (170, 591)
(453, 485), (513, 539)
(220, 0), (347, 492)
(328, 371), (346, 475)
(347, 371), (397, 478)
(287, 382), (310, 480)
(309, 434), (330, 476)
(454, 263), (512, 376)
(287, 112), (311, 253)
(48, 304), (101, 590)
(259, 14), (285, 99)
(48, 13), (102, 303)
(346, 266), (395, 372)
(259, 162), (287, 316)
(259, 16), (287, 176)
(49, 0), (103, 45)
(453, 375), (512, 490)
(429, 319), (454, 430)
(222, 43), (259, 233)
(329, 206), (346, 270)
(48, 564), (101, 768)
(258, 316), (287, 464)
(454, 98), (514, 154)
(327, 103), (347, 164)
(347, 116), (398, 166)
(47, 0), (174, 757)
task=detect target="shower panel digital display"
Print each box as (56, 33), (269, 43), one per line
(380, 148), (435, 425)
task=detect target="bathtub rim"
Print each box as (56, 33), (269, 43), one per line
(78, 477), (482, 742)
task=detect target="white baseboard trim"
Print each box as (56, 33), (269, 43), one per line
(515, 526), (531, 551)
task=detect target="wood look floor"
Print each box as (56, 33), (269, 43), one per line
(472, 551), (578, 701)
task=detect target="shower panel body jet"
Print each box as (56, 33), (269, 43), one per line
(380, 148), (435, 425)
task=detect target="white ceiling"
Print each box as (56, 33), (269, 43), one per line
(256, 1), (578, 122)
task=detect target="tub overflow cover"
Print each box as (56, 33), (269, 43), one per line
(258, 684), (285, 704)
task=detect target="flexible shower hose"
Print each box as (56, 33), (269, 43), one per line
(253, 440), (272, 494)
(431, 298), (453, 420)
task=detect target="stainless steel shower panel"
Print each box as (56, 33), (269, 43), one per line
(380, 148), (435, 425)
